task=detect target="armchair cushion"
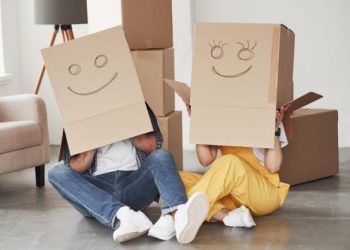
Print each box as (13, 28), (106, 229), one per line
(0, 121), (42, 154)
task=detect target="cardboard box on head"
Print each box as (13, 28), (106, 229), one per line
(41, 26), (153, 155)
(190, 23), (295, 148)
(165, 79), (323, 145)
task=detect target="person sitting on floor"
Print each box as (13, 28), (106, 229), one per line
(48, 103), (209, 244)
(179, 105), (290, 228)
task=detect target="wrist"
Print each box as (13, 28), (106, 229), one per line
(275, 127), (281, 137)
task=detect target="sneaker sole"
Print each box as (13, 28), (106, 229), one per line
(115, 229), (149, 243)
(176, 192), (209, 244)
(148, 230), (176, 241)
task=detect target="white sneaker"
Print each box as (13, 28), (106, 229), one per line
(148, 214), (176, 240)
(223, 205), (256, 228)
(113, 206), (153, 243)
(175, 192), (209, 244)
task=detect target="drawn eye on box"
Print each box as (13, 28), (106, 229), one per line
(209, 40), (257, 78)
(66, 54), (119, 96)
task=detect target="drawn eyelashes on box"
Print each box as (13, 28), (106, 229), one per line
(209, 40), (257, 78)
(66, 54), (118, 96)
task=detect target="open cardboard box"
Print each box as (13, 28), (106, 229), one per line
(190, 23), (295, 148)
(165, 79), (323, 142)
(279, 109), (339, 185)
(278, 91), (322, 139)
(166, 79), (339, 185)
(42, 26), (153, 155)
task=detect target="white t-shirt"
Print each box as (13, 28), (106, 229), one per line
(93, 139), (138, 176)
(252, 123), (288, 164)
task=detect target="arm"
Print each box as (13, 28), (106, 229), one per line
(185, 104), (218, 167)
(264, 136), (283, 173)
(69, 149), (96, 174)
(263, 107), (287, 173)
(131, 103), (163, 153)
(196, 144), (218, 167)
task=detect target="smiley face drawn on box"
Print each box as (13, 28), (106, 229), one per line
(209, 40), (257, 78)
(191, 23), (277, 108)
(42, 26), (145, 125)
(66, 54), (118, 96)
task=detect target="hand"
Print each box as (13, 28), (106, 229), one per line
(186, 104), (191, 117)
(131, 133), (156, 152)
(69, 149), (96, 174)
(275, 105), (289, 129)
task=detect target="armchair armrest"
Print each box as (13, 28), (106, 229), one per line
(0, 94), (50, 161)
(0, 94), (47, 123)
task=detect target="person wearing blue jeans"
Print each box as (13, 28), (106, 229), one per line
(48, 104), (209, 244)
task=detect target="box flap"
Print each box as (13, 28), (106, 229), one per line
(281, 92), (323, 139)
(164, 79), (191, 105)
(279, 92), (323, 113)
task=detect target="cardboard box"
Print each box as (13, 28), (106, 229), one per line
(190, 23), (295, 148)
(165, 79), (323, 144)
(279, 92), (323, 139)
(157, 111), (183, 170)
(132, 49), (175, 116)
(279, 109), (339, 185)
(42, 26), (153, 155)
(121, 0), (173, 49)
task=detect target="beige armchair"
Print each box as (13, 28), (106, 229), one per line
(0, 94), (50, 186)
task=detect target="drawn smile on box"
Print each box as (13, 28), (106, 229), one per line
(209, 40), (257, 79)
(211, 65), (252, 78)
(66, 54), (118, 96)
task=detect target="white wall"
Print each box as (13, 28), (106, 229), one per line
(172, 0), (195, 150)
(0, 0), (21, 96)
(194, 0), (350, 147)
(87, 0), (121, 33)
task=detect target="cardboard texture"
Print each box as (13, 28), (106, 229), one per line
(190, 23), (295, 148)
(121, 0), (173, 49)
(41, 26), (153, 155)
(279, 109), (339, 186)
(164, 79), (191, 105)
(279, 92), (323, 139)
(132, 49), (175, 117)
(157, 111), (183, 170)
(279, 92), (323, 113)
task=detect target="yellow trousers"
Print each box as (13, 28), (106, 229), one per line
(180, 154), (286, 222)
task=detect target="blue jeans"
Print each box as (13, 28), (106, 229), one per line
(48, 149), (188, 229)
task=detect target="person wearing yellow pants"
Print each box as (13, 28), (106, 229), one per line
(180, 106), (290, 227)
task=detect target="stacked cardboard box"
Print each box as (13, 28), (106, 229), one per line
(279, 109), (339, 185)
(121, 0), (183, 170)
